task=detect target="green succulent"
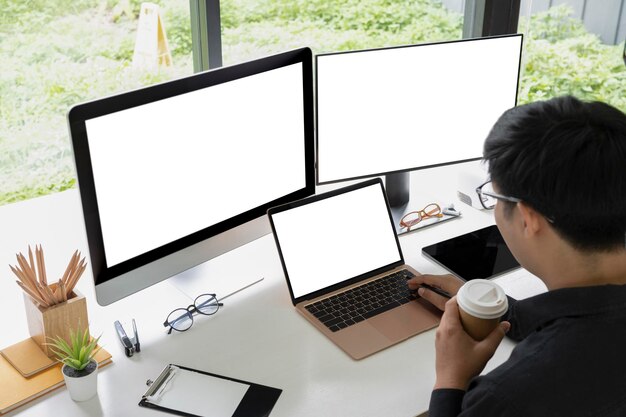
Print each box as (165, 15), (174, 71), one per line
(48, 327), (102, 371)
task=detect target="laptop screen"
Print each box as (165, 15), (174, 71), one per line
(270, 181), (402, 300)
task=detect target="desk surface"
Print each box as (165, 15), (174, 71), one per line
(0, 162), (547, 417)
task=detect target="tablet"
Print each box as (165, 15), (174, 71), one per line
(422, 225), (520, 281)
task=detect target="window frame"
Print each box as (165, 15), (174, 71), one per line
(463, 0), (521, 38)
(191, 0), (522, 71)
(190, 0), (223, 71)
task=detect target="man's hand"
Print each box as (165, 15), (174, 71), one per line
(407, 273), (464, 311)
(433, 297), (510, 390)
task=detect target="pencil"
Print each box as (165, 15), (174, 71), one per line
(37, 283), (55, 306)
(35, 248), (42, 286)
(60, 279), (67, 302)
(16, 281), (49, 308)
(65, 261), (79, 293)
(45, 284), (58, 305)
(28, 245), (35, 275)
(10, 265), (34, 291)
(66, 260), (86, 295)
(418, 284), (453, 299)
(38, 245), (47, 286)
(14, 259), (48, 302)
(16, 254), (36, 284)
(61, 250), (78, 285)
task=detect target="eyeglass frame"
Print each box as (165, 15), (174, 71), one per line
(163, 293), (223, 334)
(475, 180), (555, 223)
(475, 180), (521, 210)
(399, 203), (443, 231)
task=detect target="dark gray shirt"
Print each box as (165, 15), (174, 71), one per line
(429, 284), (626, 417)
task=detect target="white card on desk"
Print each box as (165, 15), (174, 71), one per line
(140, 364), (282, 417)
(146, 366), (248, 417)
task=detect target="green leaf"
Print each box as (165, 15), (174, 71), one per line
(44, 325), (102, 370)
(91, 345), (103, 360)
(81, 327), (89, 348)
(46, 336), (73, 358)
(78, 345), (87, 365)
(67, 358), (82, 369)
(70, 328), (79, 358)
(49, 347), (69, 362)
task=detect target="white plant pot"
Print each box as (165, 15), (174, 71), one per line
(62, 360), (98, 402)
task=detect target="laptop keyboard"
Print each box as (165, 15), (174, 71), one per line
(304, 269), (417, 332)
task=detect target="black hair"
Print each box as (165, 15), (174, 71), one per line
(483, 95), (626, 252)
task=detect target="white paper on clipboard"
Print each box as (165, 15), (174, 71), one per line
(145, 366), (250, 417)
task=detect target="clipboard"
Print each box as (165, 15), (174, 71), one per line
(139, 364), (282, 417)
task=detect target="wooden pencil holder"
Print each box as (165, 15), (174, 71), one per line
(23, 289), (89, 359)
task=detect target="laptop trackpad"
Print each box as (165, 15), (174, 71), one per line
(369, 300), (441, 342)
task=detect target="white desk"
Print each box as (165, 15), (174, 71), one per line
(0, 162), (546, 417)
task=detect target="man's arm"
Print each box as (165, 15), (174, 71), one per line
(432, 298), (510, 390)
(428, 298), (510, 416)
(429, 379), (519, 417)
(502, 295), (525, 342)
(429, 389), (465, 417)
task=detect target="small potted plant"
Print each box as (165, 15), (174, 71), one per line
(48, 327), (101, 401)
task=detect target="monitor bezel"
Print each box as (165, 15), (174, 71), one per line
(69, 47), (315, 291)
(314, 34), (523, 185)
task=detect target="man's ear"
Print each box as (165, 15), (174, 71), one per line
(517, 202), (544, 237)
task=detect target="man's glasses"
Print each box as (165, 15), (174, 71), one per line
(476, 180), (555, 223)
(399, 203), (443, 231)
(475, 180), (521, 210)
(163, 293), (223, 334)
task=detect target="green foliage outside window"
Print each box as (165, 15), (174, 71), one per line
(518, 5), (626, 110)
(0, 0), (191, 206)
(220, 0), (462, 61)
(0, 1), (624, 206)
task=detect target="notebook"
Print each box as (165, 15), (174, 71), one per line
(1, 338), (57, 377)
(268, 178), (441, 360)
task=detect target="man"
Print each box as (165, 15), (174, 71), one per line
(408, 96), (626, 416)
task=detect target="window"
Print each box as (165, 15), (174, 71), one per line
(0, 0), (192, 205)
(220, 0), (464, 66)
(13, 1), (614, 207)
(517, 0), (626, 113)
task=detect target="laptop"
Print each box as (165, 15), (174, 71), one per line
(268, 178), (441, 360)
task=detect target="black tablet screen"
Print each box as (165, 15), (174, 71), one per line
(422, 225), (520, 281)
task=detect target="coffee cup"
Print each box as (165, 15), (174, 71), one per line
(456, 279), (508, 341)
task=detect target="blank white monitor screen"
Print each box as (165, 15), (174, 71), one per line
(270, 181), (401, 299)
(86, 63), (306, 267)
(315, 34), (522, 183)
(69, 48), (314, 304)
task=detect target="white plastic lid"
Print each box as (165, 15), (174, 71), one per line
(457, 279), (508, 319)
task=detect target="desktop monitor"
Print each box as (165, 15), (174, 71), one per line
(68, 47), (314, 306)
(315, 34), (522, 227)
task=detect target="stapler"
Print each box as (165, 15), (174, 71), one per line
(114, 319), (140, 357)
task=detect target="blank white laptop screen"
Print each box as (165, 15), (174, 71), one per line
(316, 34), (522, 183)
(85, 63), (306, 267)
(270, 182), (402, 299)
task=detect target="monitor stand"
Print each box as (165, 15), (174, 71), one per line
(167, 217), (271, 302)
(386, 172), (413, 235)
(385, 171), (411, 207)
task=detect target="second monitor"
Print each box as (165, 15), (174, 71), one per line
(315, 34), (523, 229)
